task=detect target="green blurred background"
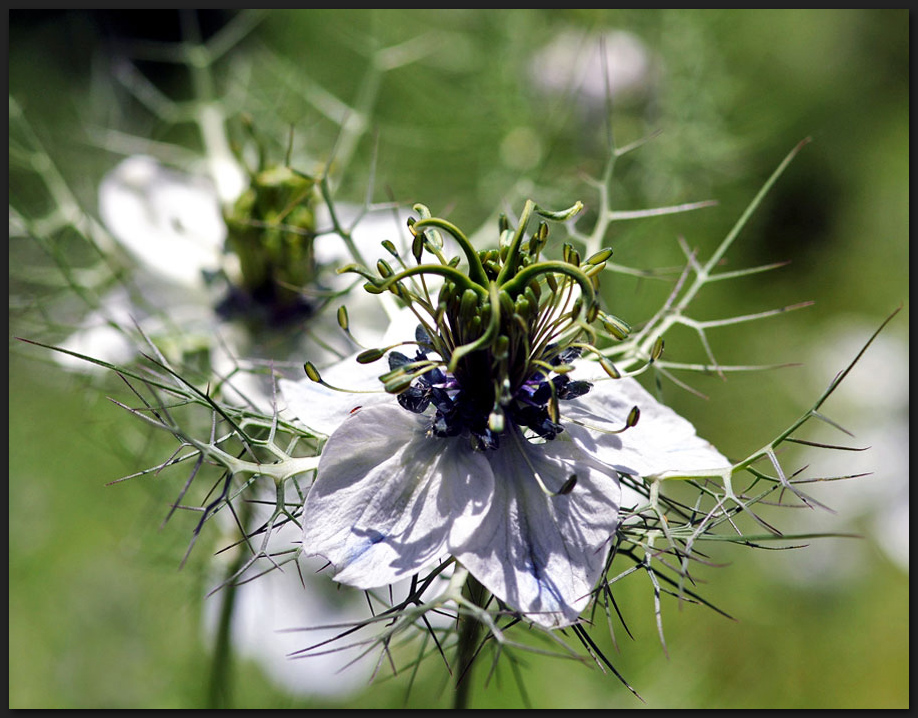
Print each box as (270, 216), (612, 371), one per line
(9, 9), (908, 709)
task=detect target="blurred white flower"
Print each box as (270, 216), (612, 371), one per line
(100, 155), (228, 288)
(58, 155), (410, 389)
(57, 151), (417, 698)
(202, 518), (374, 699)
(528, 28), (657, 111)
(769, 317), (909, 584)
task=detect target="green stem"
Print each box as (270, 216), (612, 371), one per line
(206, 500), (254, 709)
(453, 573), (488, 710)
(206, 573), (240, 709)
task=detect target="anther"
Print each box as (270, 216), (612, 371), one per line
(601, 313), (631, 340)
(599, 357), (621, 379)
(558, 474), (577, 495)
(303, 361), (382, 394)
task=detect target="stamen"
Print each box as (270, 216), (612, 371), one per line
(302, 361), (385, 394)
(567, 405), (641, 435)
(511, 429), (576, 497)
(343, 199), (629, 451)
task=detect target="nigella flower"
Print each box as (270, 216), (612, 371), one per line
(59, 153), (409, 390)
(52, 150), (413, 696)
(282, 200), (730, 628)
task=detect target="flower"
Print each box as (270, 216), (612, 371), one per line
(55, 151), (415, 696)
(202, 518), (378, 699)
(528, 28), (657, 110)
(58, 154), (410, 390)
(282, 200), (730, 628)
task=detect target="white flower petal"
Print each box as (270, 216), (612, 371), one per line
(529, 29), (654, 105)
(99, 155), (225, 288)
(452, 432), (620, 628)
(280, 307), (434, 436)
(302, 405), (494, 588)
(562, 373), (730, 478)
(203, 528), (373, 698)
(56, 318), (136, 372)
(279, 350), (391, 437)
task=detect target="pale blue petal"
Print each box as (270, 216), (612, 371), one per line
(562, 372), (730, 478)
(279, 351), (391, 437)
(451, 432), (620, 628)
(301, 405), (494, 588)
(280, 308), (432, 437)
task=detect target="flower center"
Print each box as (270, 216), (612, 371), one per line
(346, 200), (631, 450)
(389, 337), (593, 449)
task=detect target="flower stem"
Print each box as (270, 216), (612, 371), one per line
(453, 573), (488, 710)
(206, 499), (254, 709)
(206, 568), (240, 709)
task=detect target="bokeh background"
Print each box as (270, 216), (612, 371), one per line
(9, 9), (908, 709)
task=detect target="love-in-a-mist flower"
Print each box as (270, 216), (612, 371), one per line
(282, 200), (730, 628)
(59, 154), (407, 385)
(52, 151), (412, 696)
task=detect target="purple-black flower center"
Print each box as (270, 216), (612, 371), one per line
(391, 326), (592, 450)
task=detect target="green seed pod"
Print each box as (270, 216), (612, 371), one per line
(565, 244), (581, 267)
(514, 295), (531, 320)
(583, 261), (606, 278)
(336, 305), (349, 331)
(525, 281), (541, 304)
(567, 247), (580, 268)
(626, 405), (641, 428)
(459, 288), (480, 323)
(463, 314), (482, 339)
(384, 375), (414, 394)
(558, 474), (578, 495)
(393, 282), (412, 303)
(585, 302), (600, 323)
(412, 203), (432, 220)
